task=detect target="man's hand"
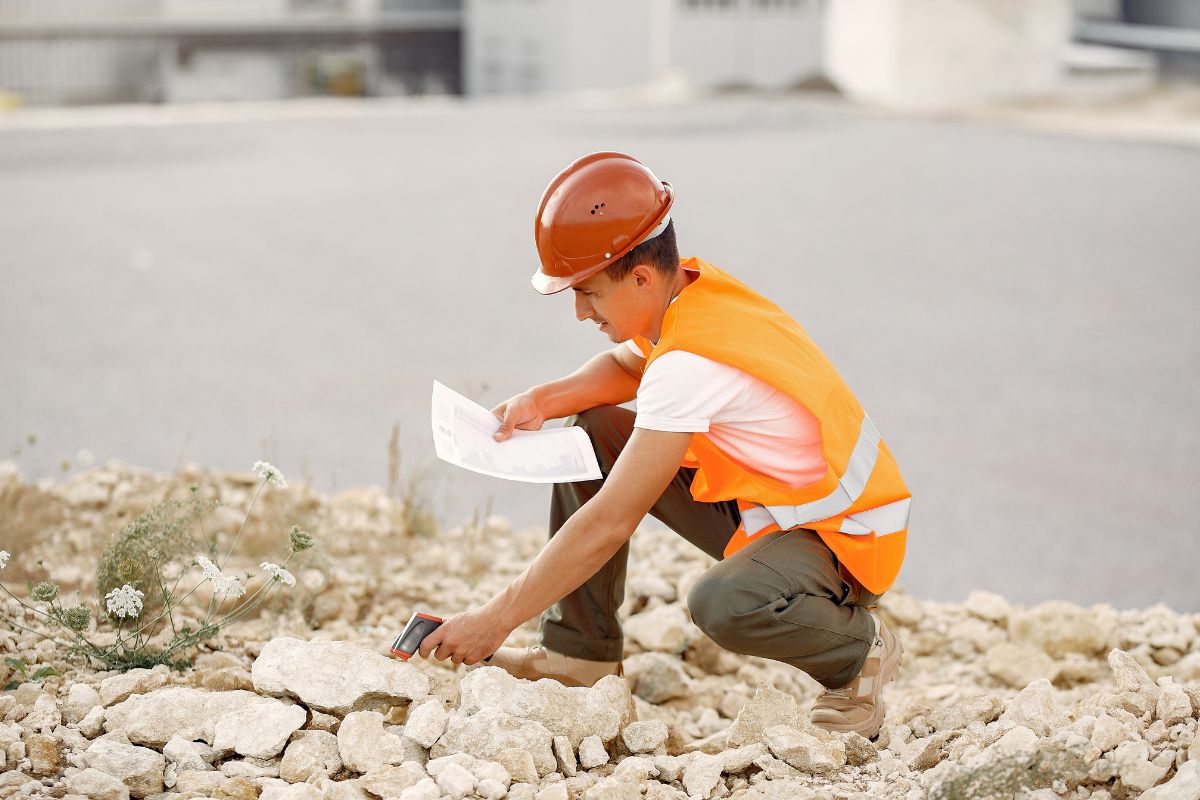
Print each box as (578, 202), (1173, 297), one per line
(490, 391), (547, 442)
(416, 604), (512, 665)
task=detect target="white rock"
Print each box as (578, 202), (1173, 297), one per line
(621, 721), (669, 754)
(987, 725), (1039, 758)
(1010, 602), (1117, 658)
(61, 683), (101, 724)
(1112, 740), (1169, 791)
(78, 705), (106, 738)
(172, 770), (224, 795)
(495, 748), (539, 784)
(963, 590), (1010, 622)
(623, 653), (691, 704)
(318, 776), (375, 800)
(552, 735), (576, 776)
(1089, 712), (1131, 754)
(682, 752), (724, 799)
(1109, 649), (1161, 702)
(162, 736), (216, 787)
(999, 679), (1070, 737)
(578, 735), (609, 769)
(455, 667), (633, 746)
(471, 758), (511, 788)
(260, 782), (325, 800)
(221, 757), (280, 778)
(432, 708), (557, 777)
(64, 767), (130, 800)
(584, 778), (642, 799)
(984, 642), (1059, 689)
(103, 687), (305, 755)
(1139, 759), (1200, 800)
(99, 668), (169, 707)
(163, 735), (216, 772)
(762, 725), (846, 774)
(623, 603), (697, 653)
(720, 743), (768, 774)
(338, 710), (425, 774)
(435, 761), (476, 800)
(1155, 679), (1194, 727)
(611, 755), (655, 783)
(404, 698), (448, 749)
(928, 695), (1003, 732)
(252, 637), (429, 714)
(82, 731), (166, 799)
(726, 683), (804, 748)
(24, 693), (62, 731)
(398, 777), (441, 800)
(535, 784), (569, 800)
(210, 697), (307, 759)
(359, 763), (428, 798)
(883, 592), (924, 626)
(280, 730), (342, 783)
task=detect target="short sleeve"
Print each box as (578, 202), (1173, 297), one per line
(633, 351), (746, 433)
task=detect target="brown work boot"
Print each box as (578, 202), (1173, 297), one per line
(479, 645), (622, 687)
(809, 611), (903, 739)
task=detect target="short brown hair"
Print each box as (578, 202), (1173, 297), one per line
(604, 219), (678, 282)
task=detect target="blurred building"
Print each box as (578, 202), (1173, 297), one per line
(464, 0), (824, 97)
(0, 0), (1197, 106)
(0, 0), (462, 105)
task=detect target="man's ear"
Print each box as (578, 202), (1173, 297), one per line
(631, 264), (654, 289)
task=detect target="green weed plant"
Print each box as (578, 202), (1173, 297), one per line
(0, 461), (314, 672)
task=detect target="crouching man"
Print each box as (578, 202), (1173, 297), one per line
(418, 152), (912, 739)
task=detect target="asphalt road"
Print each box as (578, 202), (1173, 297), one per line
(2, 95), (1198, 610)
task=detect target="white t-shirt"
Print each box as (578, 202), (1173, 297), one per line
(625, 339), (827, 490)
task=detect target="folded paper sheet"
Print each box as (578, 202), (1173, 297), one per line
(431, 381), (602, 483)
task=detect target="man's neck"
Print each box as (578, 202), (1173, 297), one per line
(648, 267), (699, 344)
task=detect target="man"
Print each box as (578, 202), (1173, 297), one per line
(419, 151), (912, 739)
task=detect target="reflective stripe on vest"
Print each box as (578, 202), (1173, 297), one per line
(734, 412), (888, 537)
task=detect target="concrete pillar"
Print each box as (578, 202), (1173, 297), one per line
(824, 0), (1073, 110)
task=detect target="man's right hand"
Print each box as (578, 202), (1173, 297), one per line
(491, 391), (547, 442)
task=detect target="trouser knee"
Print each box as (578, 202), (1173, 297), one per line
(687, 570), (751, 652)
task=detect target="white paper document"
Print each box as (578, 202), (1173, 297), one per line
(431, 381), (602, 483)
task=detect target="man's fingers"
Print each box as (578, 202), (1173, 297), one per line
(494, 405), (525, 441)
(417, 627), (443, 660)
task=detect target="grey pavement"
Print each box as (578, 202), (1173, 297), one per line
(2, 95), (1197, 611)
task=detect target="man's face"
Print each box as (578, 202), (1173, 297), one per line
(571, 269), (647, 344)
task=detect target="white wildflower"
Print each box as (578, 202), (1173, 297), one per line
(211, 573), (246, 598)
(0, 551), (9, 570)
(196, 555), (246, 598)
(105, 584), (144, 619)
(197, 555), (221, 581)
(252, 460), (287, 488)
(260, 562), (296, 587)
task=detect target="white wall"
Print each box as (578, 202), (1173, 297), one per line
(670, 0), (823, 90)
(465, 0), (656, 96)
(825, 0), (1073, 110)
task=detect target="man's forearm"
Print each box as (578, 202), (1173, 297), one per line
(484, 499), (631, 632)
(530, 350), (641, 420)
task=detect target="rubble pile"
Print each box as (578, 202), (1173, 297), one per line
(0, 461), (1198, 799)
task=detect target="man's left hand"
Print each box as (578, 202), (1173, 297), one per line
(417, 605), (512, 665)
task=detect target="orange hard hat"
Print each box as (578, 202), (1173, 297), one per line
(531, 151), (674, 295)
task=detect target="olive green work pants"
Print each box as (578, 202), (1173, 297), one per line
(538, 405), (881, 690)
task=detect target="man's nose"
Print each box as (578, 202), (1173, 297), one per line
(575, 293), (593, 322)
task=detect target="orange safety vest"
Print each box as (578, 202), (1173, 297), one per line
(631, 258), (911, 595)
